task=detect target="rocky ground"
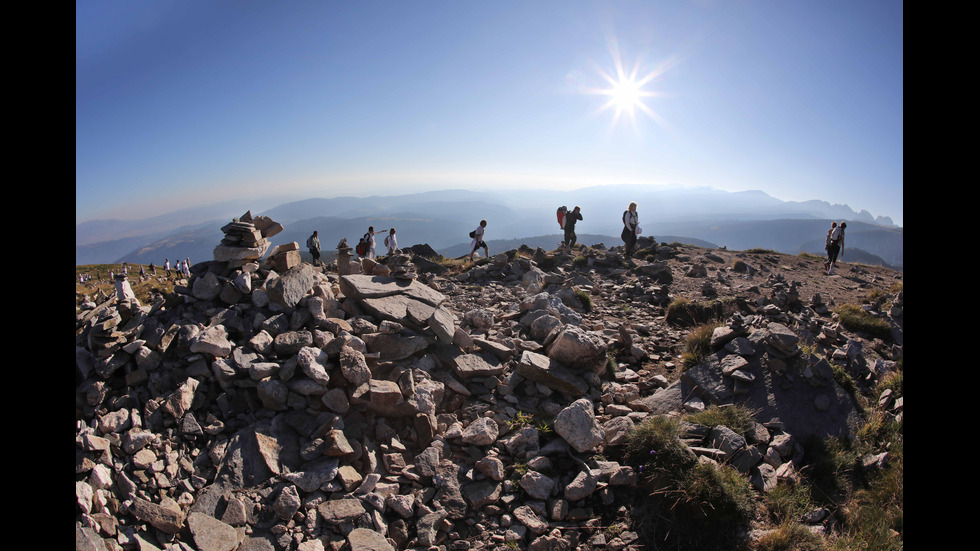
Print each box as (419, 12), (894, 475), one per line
(75, 225), (904, 551)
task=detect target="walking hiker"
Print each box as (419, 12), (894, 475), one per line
(621, 202), (639, 258)
(384, 228), (399, 256)
(469, 219), (489, 261)
(307, 231), (321, 265)
(164, 259), (171, 277)
(826, 221), (846, 274)
(563, 206), (583, 248)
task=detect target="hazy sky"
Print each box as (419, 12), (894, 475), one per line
(76, 1), (903, 226)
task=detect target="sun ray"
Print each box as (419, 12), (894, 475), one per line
(581, 41), (672, 133)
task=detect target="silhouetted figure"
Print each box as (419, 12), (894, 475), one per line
(621, 202), (639, 258)
(826, 221), (846, 274)
(563, 206), (582, 248)
(307, 231), (321, 265)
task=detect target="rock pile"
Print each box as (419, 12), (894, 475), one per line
(76, 223), (904, 551)
(213, 211), (284, 268)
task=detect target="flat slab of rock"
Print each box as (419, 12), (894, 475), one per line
(339, 274), (446, 306)
(348, 528), (394, 551)
(516, 350), (589, 397)
(453, 352), (506, 379)
(317, 498), (367, 525)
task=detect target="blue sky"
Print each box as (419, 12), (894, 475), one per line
(76, 1), (903, 226)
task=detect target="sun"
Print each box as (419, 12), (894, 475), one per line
(596, 65), (659, 127)
(582, 42), (668, 131)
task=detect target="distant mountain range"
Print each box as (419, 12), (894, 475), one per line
(75, 185), (903, 268)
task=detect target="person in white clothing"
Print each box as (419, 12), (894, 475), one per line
(469, 220), (489, 261)
(384, 228), (399, 256)
(363, 226), (388, 259)
(826, 221), (846, 274)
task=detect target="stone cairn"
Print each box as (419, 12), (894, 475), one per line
(212, 211), (283, 268)
(386, 254), (418, 281)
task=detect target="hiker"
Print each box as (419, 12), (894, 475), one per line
(184, 258), (191, 277)
(164, 259), (171, 277)
(563, 206), (583, 248)
(826, 221), (846, 274)
(307, 231), (321, 265)
(384, 228), (399, 256)
(362, 226), (387, 259)
(469, 219), (489, 261)
(139, 265), (146, 280)
(149, 262), (155, 275)
(621, 202), (639, 258)
(823, 222), (837, 270)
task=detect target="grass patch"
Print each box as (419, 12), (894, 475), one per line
(753, 522), (830, 551)
(836, 304), (892, 341)
(76, 264), (177, 310)
(666, 297), (728, 327)
(681, 321), (724, 369)
(573, 288), (593, 312)
(683, 404), (757, 438)
(624, 415), (757, 549)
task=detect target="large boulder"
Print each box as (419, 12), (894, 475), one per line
(266, 263), (318, 309)
(547, 325), (608, 375)
(554, 398), (604, 453)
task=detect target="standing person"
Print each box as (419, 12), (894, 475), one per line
(183, 258), (191, 278)
(826, 222), (846, 274)
(362, 226), (387, 259)
(621, 202), (639, 259)
(469, 219), (489, 261)
(307, 231), (321, 265)
(563, 206), (583, 248)
(149, 262), (156, 275)
(824, 222), (837, 271)
(384, 228), (399, 256)
(164, 259), (171, 277)
(139, 265), (146, 280)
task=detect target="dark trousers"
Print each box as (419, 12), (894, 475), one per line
(564, 227), (577, 247)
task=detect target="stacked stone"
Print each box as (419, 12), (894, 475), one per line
(336, 238), (357, 276)
(264, 242), (301, 273)
(387, 253), (418, 280)
(212, 211), (282, 268)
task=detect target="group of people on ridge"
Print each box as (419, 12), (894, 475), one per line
(303, 201), (851, 274)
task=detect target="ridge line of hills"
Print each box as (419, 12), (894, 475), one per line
(75, 187), (902, 268)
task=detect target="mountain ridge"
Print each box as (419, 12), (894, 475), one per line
(76, 186), (902, 266)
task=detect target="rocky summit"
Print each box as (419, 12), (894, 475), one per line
(76, 213), (904, 551)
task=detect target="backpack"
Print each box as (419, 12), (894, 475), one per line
(469, 230), (476, 238)
(356, 238), (367, 256)
(557, 206), (567, 229)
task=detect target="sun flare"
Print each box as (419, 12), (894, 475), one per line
(583, 42), (669, 131)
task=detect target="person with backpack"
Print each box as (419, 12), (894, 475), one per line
(562, 206), (583, 248)
(826, 221), (846, 274)
(359, 226), (387, 259)
(468, 219), (489, 261)
(307, 231), (321, 265)
(384, 228), (399, 256)
(621, 202), (639, 259)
